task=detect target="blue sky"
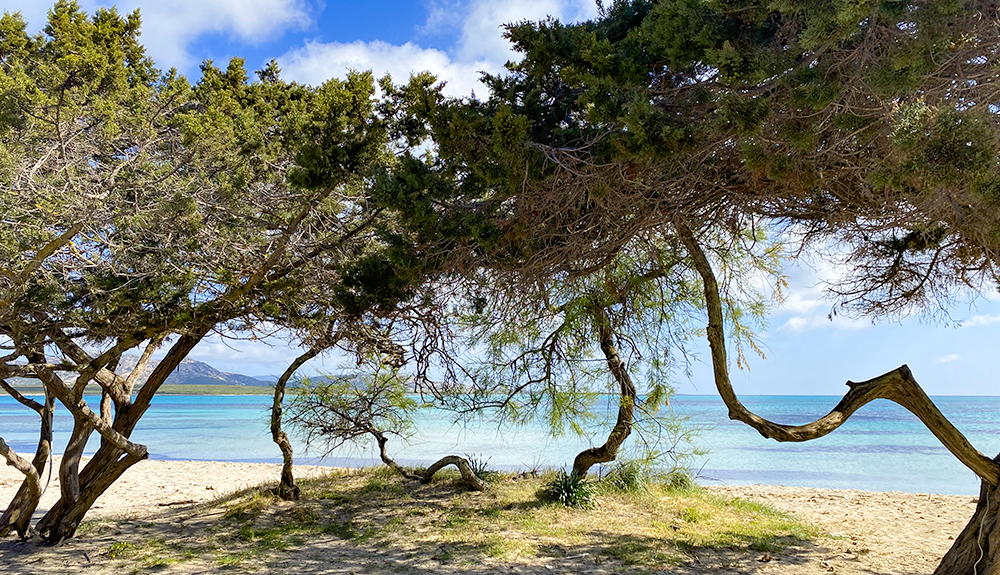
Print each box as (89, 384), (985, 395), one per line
(8, 0), (1000, 396)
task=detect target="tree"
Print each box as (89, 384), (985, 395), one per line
(366, 25), (780, 482)
(286, 371), (489, 491)
(0, 2), (398, 542)
(421, 228), (773, 478)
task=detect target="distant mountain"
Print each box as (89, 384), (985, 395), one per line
(117, 355), (271, 387)
(250, 375), (280, 383)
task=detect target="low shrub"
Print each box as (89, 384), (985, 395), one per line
(538, 469), (596, 509)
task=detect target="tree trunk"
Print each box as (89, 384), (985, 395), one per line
(373, 430), (424, 481)
(36, 451), (142, 542)
(0, 387), (53, 539)
(935, 455), (1000, 575)
(572, 305), (637, 478)
(421, 455), (486, 491)
(270, 347), (322, 501)
(368, 428), (481, 490)
(676, 221), (1000, 574)
(34, 329), (207, 542)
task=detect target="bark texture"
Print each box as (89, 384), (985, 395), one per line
(0, 384), (53, 538)
(572, 305), (637, 478)
(270, 347), (322, 501)
(374, 431), (424, 481)
(935, 457), (1000, 575)
(367, 429), (481, 490)
(32, 329), (207, 542)
(421, 455), (486, 491)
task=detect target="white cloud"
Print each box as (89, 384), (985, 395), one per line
(962, 314), (1000, 328)
(776, 314), (868, 334)
(278, 0), (599, 97)
(279, 39), (494, 97)
(935, 353), (962, 363)
(453, 0), (596, 64)
(122, 0), (312, 70)
(10, 0), (313, 72)
(778, 289), (823, 315)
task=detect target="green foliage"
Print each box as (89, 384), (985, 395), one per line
(465, 454), (502, 484)
(663, 469), (697, 492)
(600, 458), (651, 494)
(0, 1), (410, 542)
(286, 373), (418, 456)
(539, 470), (597, 509)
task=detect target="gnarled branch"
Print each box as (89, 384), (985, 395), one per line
(676, 220), (1000, 486)
(421, 455), (486, 491)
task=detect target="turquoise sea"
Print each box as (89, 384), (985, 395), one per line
(1, 394), (997, 495)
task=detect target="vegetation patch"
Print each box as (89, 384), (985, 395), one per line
(77, 467), (821, 573)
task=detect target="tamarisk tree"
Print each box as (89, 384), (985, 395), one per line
(367, 53), (780, 477)
(412, 1), (1000, 573)
(0, 2), (398, 542)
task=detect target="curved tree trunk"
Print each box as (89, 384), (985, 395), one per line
(572, 305), (637, 478)
(368, 428), (483, 490)
(0, 383), (53, 539)
(677, 221), (1000, 575)
(34, 330), (205, 543)
(421, 455), (486, 491)
(373, 430), (424, 481)
(36, 451), (144, 542)
(270, 347), (322, 501)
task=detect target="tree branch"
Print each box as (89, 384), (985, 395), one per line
(676, 219), (1000, 486)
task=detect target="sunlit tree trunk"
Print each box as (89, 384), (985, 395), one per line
(572, 305), (636, 478)
(678, 221), (1000, 575)
(270, 347), (322, 500)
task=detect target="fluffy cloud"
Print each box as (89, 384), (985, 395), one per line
(962, 314), (1000, 328)
(452, 0), (596, 64)
(121, 0), (312, 70)
(776, 314), (868, 334)
(278, 0), (599, 97)
(279, 40), (494, 97)
(10, 0), (313, 71)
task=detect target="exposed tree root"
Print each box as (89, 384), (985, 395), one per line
(421, 455), (486, 491)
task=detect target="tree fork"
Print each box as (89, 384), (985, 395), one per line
(0, 384), (53, 538)
(36, 451), (145, 543)
(572, 305), (637, 478)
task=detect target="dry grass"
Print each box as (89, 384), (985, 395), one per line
(77, 466), (822, 574)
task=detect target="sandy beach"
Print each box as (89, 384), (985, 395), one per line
(0, 459), (979, 574)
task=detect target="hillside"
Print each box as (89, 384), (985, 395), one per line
(116, 355), (271, 387)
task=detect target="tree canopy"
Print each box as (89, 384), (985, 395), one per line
(5, 2), (1000, 571)
(0, 1), (411, 541)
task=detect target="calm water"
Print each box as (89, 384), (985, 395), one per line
(1, 394), (996, 495)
